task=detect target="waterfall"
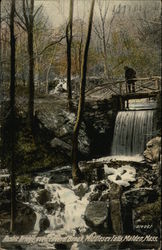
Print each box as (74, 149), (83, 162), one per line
(30, 174), (95, 235)
(111, 110), (155, 155)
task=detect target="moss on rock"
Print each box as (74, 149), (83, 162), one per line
(1, 109), (70, 175)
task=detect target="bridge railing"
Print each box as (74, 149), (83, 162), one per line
(86, 76), (161, 97)
(115, 76), (161, 95)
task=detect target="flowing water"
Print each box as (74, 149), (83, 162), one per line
(2, 104), (156, 236)
(111, 109), (155, 155)
(1, 101), (158, 249)
(28, 172), (95, 235)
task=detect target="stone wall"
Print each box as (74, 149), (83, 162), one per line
(83, 98), (117, 158)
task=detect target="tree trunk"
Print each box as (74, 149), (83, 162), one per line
(103, 42), (109, 78)
(28, 29), (34, 130)
(78, 36), (83, 77)
(22, 0), (35, 131)
(66, 0), (73, 110)
(0, 0), (2, 88)
(72, 0), (95, 185)
(10, 0), (16, 233)
(102, 22), (111, 80)
(74, 46), (78, 74)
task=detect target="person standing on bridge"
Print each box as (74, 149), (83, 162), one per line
(124, 66), (136, 93)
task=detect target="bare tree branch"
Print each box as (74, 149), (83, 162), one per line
(15, 9), (27, 28)
(15, 19), (27, 31)
(106, 11), (116, 46)
(137, 18), (161, 25)
(39, 35), (66, 55)
(33, 5), (42, 19)
(93, 21), (102, 40)
(29, 0), (34, 23)
(22, 0), (29, 29)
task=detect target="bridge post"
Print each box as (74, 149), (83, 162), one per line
(155, 78), (160, 90)
(126, 99), (129, 109)
(119, 96), (125, 110)
(125, 81), (128, 94)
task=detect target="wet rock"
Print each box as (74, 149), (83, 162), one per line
(79, 161), (105, 183)
(94, 182), (109, 192)
(88, 192), (100, 202)
(84, 201), (109, 230)
(17, 192), (29, 203)
(134, 177), (148, 188)
(36, 110), (90, 155)
(14, 203), (36, 234)
(122, 188), (158, 208)
(26, 182), (44, 190)
(37, 189), (51, 205)
(116, 175), (122, 180)
(45, 201), (65, 214)
(88, 182), (110, 202)
(0, 202), (36, 234)
(143, 137), (161, 163)
(39, 215), (50, 232)
(100, 191), (109, 201)
(48, 174), (69, 184)
(50, 138), (72, 157)
(84, 99), (116, 156)
(45, 201), (59, 212)
(73, 183), (89, 199)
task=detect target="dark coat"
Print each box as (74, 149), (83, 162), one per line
(125, 67), (136, 83)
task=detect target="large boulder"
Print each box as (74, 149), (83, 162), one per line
(48, 166), (72, 184)
(48, 174), (69, 184)
(36, 110), (90, 156)
(50, 138), (72, 157)
(0, 202), (36, 234)
(122, 188), (158, 208)
(14, 203), (36, 234)
(84, 201), (109, 232)
(143, 137), (161, 163)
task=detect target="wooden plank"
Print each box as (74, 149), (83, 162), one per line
(113, 91), (160, 101)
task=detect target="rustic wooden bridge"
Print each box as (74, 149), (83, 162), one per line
(86, 76), (161, 110)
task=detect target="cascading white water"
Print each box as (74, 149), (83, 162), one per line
(111, 110), (155, 155)
(29, 173), (95, 235)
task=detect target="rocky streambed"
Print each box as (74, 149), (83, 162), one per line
(0, 137), (161, 250)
